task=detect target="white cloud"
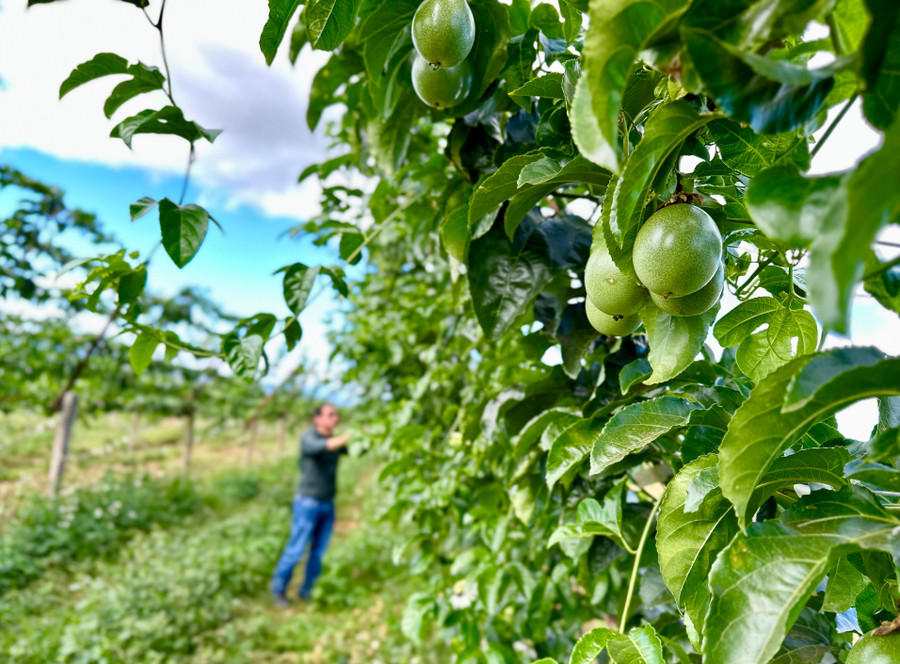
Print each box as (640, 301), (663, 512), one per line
(0, 0), (333, 219)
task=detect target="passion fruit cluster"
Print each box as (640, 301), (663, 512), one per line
(410, 0), (475, 109)
(585, 204), (724, 337)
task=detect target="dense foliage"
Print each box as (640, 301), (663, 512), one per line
(9, 0), (900, 662)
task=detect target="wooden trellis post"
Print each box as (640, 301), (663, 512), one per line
(49, 391), (77, 496)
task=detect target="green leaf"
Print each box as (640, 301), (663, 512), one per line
(580, 0), (691, 171)
(707, 119), (809, 178)
(607, 625), (666, 664)
(735, 306), (818, 383)
(281, 263), (321, 315)
(769, 608), (836, 664)
(129, 196), (158, 221)
(467, 218), (555, 339)
(718, 349), (900, 527)
(157, 199), (210, 268)
(530, 3), (563, 39)
(548, 483), (632, 550)
(745, 166), (843, 250)
(102, 63), (165, 118)
(569, 627), (617, 664)
(223, 333), (264, 381)
(590, 396), (703, 475)
(602, 101), (716, 277)
(714, 297), (782, 347)
(862, 16), (900, 129)
(641, 300), (720, 385)
(307, 0), (362, 50)
(657, 455), (739, 646)
(259, 0), (304, 65)
(682, 28), (834, 134)
(557, 303), (600, 379)
(783, 346), (886, 412)
(545, 414), (606, 489)
(619, 358), (652, 394)
(59, 53), (128, 98)
(746, 446), (850, 516)
(809, 118), (900, 331)
(284, 317), (302, 351)
(469, 152), (609, 238)
(704, 486), (900, 664)
(823, 555), (869, 613)
(129, 332), (159, 376)
(401, 592), (433, 641)
(117, 265), (147, 304)
(110, 106), (221, 149)
(367, 97), (416, 176)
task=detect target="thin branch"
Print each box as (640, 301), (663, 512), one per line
(619, 492), (663, 633)
(863, 254), (900, 281)
(179, 143), (195, 205)
(49, 305), (121, 412)
(811, 94), (858, 159)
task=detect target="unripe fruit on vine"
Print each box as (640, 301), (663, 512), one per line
(650, 261), (724, 317)
(584, 245), (648, 317)
(846, 631), (900, 664)
(633, 204), (722, 297)
(585, 299), (641, 337)
(412, 0), (475, 68)
(411, 53), (473, 109)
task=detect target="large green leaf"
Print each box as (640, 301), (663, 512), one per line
(102, 63), (165, 118)
(222, 333), (264, 381)
(734, 306), (818, 384)
(467, 218), (555, 339)
(468, 152), (609, 238)
(59, 53), (129, 98)
(682, 28), (834, 134)
(601, 101), (716, 277)
(545, 413), (606, 489)
(641, 300), (720, 385)
(157, 199), (211, 268)
(590, 396), (703, 475)
(707, 119), (809, 178)
(259, 0), (304, 64)
(607, 624), (665, 663)
(307, 0), (362, 50)
(719, 348), (900, 527)
(861, 4), (900, 129)
(704, 486), (900, 664)
(110, 106), (221, 149)
(657, 455), (739, 646)
(747, 118), (900, 332)
(280, 263), (321, 315)
(579, 0), (690, 171)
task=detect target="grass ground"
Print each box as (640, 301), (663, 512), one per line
(0, 411), (443, 663)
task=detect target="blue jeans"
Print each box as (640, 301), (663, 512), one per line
(271, 495), (335, 597)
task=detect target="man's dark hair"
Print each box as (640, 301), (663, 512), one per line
(313, 403), (333, 418)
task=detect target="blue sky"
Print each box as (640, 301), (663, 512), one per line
(0, 146), (330, 319)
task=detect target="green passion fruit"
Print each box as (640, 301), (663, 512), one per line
(650, 261), (724, 317)
(411, 53), (473, 109)
(633, 204), (722, 297)
(584, 245), (648, 317)
(585, 298), (641, 337)
(411, 0), (475, 68)
(846, 631), (900, 664)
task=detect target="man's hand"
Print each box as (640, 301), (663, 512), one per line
(325, 432), (350, 451)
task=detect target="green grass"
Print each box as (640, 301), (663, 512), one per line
(1, 442), (443, 663)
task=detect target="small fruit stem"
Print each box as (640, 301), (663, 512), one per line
(619, 491), (663, 633)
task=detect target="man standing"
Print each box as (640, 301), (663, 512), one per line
(271, 403), (349, 607)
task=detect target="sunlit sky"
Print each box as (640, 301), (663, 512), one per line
(1, 2), (897, 434)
